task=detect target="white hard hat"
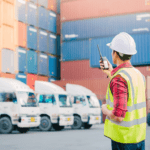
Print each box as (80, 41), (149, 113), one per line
(106, 32), (137, 55)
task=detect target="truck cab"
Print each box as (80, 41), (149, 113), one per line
(35, 81), (74, 131)
(66, 83), (101, 129)
(0, 78), (40, 134)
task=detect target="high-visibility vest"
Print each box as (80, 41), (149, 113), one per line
(104, 67), (146, 144)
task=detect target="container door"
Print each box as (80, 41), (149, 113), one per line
(47, 10), (56, 33)
(56, 35), (60, 56)
(56, 58), (60, 78)
(48, 33), (56, 54)
(16, 73), (27, 84)
(49, 56), (57, 77)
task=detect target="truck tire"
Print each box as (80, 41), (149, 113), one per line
(39, 116), (52, 131)
(147, 113), (150, 126)
(0, 117), (13, 134)
(72, 116), (82, 129)
(84, 123), (92, 129)
(53, 124), (64, 131)
(17, 127), (29, 133)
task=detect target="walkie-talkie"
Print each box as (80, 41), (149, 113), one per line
(97, 45), (109, 70)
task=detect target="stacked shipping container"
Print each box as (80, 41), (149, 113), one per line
(0, 0), (61, 90)
(55, 0), (150, 122)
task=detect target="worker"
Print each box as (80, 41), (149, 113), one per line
(100, 32), (146, 150)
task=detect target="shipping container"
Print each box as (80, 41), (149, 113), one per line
(27, 50), (37, 74)
(1, 49), (14, 74)
(37, 75), (48, 81)
(49, 55), (57, 77)
(62, 12), (150, 41)
(57, 14), (60, 35)
(61, 60), (106, 80)
(0, 73), (15, 79)
(57, 57), (60, 78)
(27, 25), (37, 50)
(49, 77), (56, 82)
(16, 47), (27, 73)
(27, 73), (37, 90)
(0, 25), (14, 50)
(26, 0), (37, 4)
(16, 73), (27, 84)
(90, 33), (150, 68)
(57, 35), (60, 56)
(57, 0), (60, 14)
(48, 0), (57, 12)
(48, 33), (56, 55)
(15, 0), (26, 23)
(47, 10), (57, 33)
(38, 29), (48, 52)
(62, 40), (89, 61)
(14, 21), (27, 48)
(27, 2), (37, 26)
(38, 53), (48, 76)
(38, 0), (48, 8)
(0, 1), (14, 27)
(147, 76), (150, 100)
(61, 0), (150, 22)
(38, 6), (48, 30)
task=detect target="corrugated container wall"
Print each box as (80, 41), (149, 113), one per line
(16, 73), (27, 84)
(90, 33), (150, 68)
(27, 73), (37, 90)
(27, 2), (37, 27)
(38, 0), (48, 8)
(37, 75), (48, 81)
(62, 40), (89, 61)
(48, 0), (57, 13)
(61, 0), (150, 22)
(57, 0), (60, 14)
(57, 14), (60, 35)
(38, 53), (48, 76)
(48, 33), (57, 55)
(57, 57), (60, 78)
(0, 73), (15, 79)
(49, 55), (57, 77)
(27, 50), (37, 74)
(27, 26), (37, 50)
(57, 35), (60, 56)
(62, 12), (150, 41)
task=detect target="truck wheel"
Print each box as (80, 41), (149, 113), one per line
(84, 123), (92, 129)
(39, 116), (52, 131)
(0, 117), (13, 134)
(72, 116), (82, 129)
(17, 127), (29, 133)
(147, 113), (150, 126)
(53, 124), (64, 131)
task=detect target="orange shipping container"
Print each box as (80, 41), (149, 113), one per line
(0, 73), (15, 79)
(14, 21), (27, 48)
(57, 14), (60, 35)
(0, 25), (14, 51)
(48, 0), (57, 12)
(27, 74), (37, 90)
(37, 75), (48, 82)
(0, 0), (14, 27)
(61, 0), (150, 22)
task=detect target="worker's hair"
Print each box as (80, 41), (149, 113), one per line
(114, 50), (132, 61)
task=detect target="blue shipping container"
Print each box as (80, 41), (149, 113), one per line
(38, 6), (48, 30)
(48, 33), (57, 55)
(38, 53), (48, 75)
(27, 50), (38, 74)
(38, 29), (48, 52)
(62, 40), (89, 61)
(27, 2), (37, 27)
(90, 33), (150, 68)
(47, 11), (57, 33)
(38, 0), (48, 8)
(57, 35), (61, 56)
(17, 47), (27, 72)
(49, 77), (56, 82)
(49, 56), (57, 77)
(62, 12), (150, 41)
(15, 0), (26, 23)
(16, 73), (27, 84)
(27, 26), (37, 50)
(57, 0), (60, 14)
(57, 58), (60, 78)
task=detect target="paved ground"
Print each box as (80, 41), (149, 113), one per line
(0, 124), (150, 150)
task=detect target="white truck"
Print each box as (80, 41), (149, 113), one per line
(66, 83), (101, 129)
(0, 78), (40, 134)
(35, 81), (74, 131)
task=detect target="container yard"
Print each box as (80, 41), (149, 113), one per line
(0, 0), (150, 150)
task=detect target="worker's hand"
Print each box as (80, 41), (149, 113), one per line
(101, 104), (108, 115)
(99, 60), (113, 77)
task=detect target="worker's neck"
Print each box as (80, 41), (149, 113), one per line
(116, 60), (130, 67)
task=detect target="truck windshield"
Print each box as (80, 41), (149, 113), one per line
(73, 96), (86, 106)
(0, 92), (17, 103)
(59, 95), (72, 107)
(39, 94), (56, 105)
(17, 92), (38, 107)
(87, 96), (100, 108)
